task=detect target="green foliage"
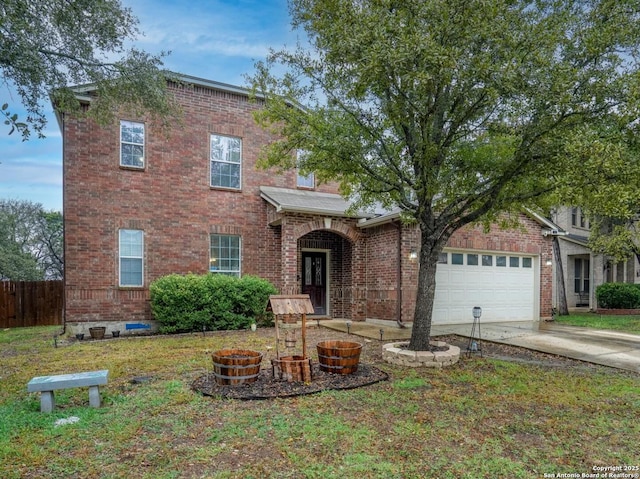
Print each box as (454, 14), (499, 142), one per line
(555, 312), (640, 334)
(250, 0), (640, 350)
(596, 283), (640, 309)
(0, 199), (63, 280)
(1, 0), (179, 140)
(149, 274), (278, 333)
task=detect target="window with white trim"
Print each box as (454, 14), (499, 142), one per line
(210, 234), (241, 276)
(120, 121), (145, 168)
(210, 134), (241, 189)
(574, 258), (590, 293)
(119, 229), (143, 286)
(296, 150), (315, 188)
(571, 207), (589, 229)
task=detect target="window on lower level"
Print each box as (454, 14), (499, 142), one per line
(210, 234), (241, 276)
(574, 258), (590, 293)
(119, 229), (143, 286)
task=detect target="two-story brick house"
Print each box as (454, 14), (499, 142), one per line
(57, 74), (554, 335)
(550, 206), (640, 310)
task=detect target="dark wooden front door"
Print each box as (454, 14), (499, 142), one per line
(301, 252), (327, 315)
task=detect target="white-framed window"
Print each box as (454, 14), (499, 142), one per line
(571, 207), (589, 229)
(119, 229), (143, 287)
(120, 121), (145, 168)
(210, 134), (241, 189)
(210, 234), (241, 276)
(574, 257), (590, 293)
(296, 150), (315, 188)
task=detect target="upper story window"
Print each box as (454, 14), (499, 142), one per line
(571, 207), (589, 229)
(119, 229), (144, 287)
(296, 150), (315, 189)
(210, 234), (241, 277)
(120, 121), (145, 168)
(210, 134), (241, 189)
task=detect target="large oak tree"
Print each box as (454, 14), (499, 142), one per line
(1, 0), (177, 140)
(251, 0), (640, 350)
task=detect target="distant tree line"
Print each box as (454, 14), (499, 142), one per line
(0, 199), (63, 281)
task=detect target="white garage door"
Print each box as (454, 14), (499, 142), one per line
(433, 250), (537, 324)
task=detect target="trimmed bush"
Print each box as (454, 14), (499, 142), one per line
(596, 282), (640, 309)
(150, 274), (278, 333)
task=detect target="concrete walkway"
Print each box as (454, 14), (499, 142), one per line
(320, 319), (640, 373)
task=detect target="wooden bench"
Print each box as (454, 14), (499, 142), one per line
(27, 370), (109, 413)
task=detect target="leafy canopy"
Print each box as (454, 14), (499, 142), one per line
(0, 199), (63, 280)
(253, 0), (640, 230)
(1, 0), (178, 140)
(251, 0), (640, 349)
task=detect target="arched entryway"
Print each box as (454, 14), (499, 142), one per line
(298, 230), (354, 317)
(281, 218), (364, 319)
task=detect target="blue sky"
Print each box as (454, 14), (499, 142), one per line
(0, 0), (300, 212)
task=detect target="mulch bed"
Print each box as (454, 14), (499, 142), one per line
(192, 363), (389, 400)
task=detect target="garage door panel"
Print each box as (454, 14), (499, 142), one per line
(433, 251), (535, 325)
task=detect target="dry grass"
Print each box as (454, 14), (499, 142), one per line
(1, 325), (639, 478)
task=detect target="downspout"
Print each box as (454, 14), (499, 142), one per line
(60, 111), (66, 336)
(396, 221), (406, 328)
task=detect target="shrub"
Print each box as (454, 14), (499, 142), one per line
(150, 274), (278, 333)
(596, 282), (640, 309)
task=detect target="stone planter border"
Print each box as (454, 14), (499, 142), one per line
(382, 341), (460, 368)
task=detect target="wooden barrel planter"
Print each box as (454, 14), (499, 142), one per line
(317, 340), (362, 375)
(89, 327), (106, 340)
(271, 356), (312, 382)
(211, 349), (263, 386)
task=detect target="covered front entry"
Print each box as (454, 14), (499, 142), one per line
(260, 186), (369, 321)
(296, 226), (362, 319)
(301, 251), (327, 315)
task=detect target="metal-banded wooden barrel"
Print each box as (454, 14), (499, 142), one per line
(211, 349), (263, 385)
(316, 340), (362, 375)
(272, 355), (312, 382)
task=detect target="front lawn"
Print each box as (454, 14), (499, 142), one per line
(0, 325), (638, 478)
(555, 312), (640, 334)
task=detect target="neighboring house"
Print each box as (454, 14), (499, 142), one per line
(56, 74), (554, 335)
(550, 206), (639, 310)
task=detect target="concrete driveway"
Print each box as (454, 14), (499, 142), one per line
(434, 321), (640, 373)
(321, 319), (640, 373)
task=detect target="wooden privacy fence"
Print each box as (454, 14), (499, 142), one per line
(0, 281), (63, 328)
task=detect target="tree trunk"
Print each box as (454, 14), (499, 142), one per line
(553, 236), (569, 316)
(408, 232), (442, 351)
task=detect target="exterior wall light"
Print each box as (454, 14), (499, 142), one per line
(409, 249), (418, 260)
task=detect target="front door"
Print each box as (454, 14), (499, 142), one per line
(301, 252), (327, 315)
